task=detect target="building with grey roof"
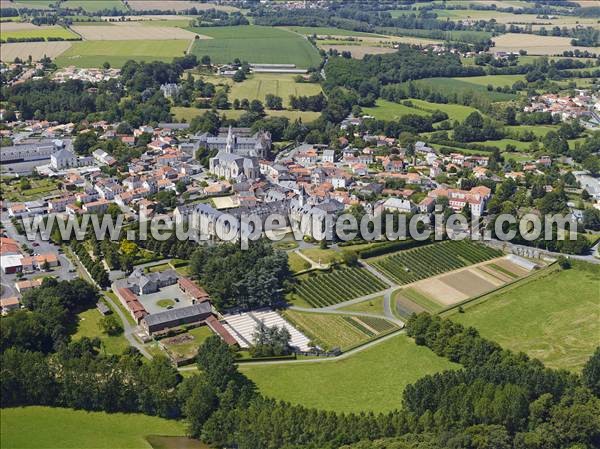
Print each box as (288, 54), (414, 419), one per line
(141, 302), (213, 334)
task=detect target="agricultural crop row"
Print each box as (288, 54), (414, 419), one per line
(294, 267), (387, 307)
(372, 241), (502, 285)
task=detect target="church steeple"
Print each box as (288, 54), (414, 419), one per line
(225, 125), (234, 153)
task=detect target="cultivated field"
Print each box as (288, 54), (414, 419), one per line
(0, 41), (72, 62)
(371, 240), (503, 286)
(339, 295), (386, 315)
(318, 44), (397, 59)
(228, 73), (323, 107)
(0, 24), (78, 40)
(0, 406), (189, 449)
(190, 25), (322, 68)
(71, 24), (199, 40)
(54, 39), (190, 68)
(292, 267), (388, 308)
(394, 256), (532, 317)
(492, 33), (595, 56)
(128, 0), (237, 12)
(241, 333), (459, 413)
(283, 310), (397, 350)
(61, 0), (127, 12)
(453, 262), (600, 372)
(282, 26), (388, 37)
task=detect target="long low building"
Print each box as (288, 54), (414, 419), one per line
(141, 302), (212, 334)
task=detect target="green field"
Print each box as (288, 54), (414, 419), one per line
(408, 77), (517, 102)
(395, 288), (444, 314)
(241, 333), (459, 413)
(409, 98), (481, 121)
(338, 295), (386, 315)
(452, 262), (600, 372)
(73, 307), (130, 355)
(293, 267), (388, 308)
(55, 40), (190, 68)
(1, 26), (78, 41)
(162, 325), (214, 360)
(0, 407), (190, 449)
(61, 0), (127, 12)
(454, 74), (526, 88)
(371, 241), (503, 285)
(190, 25), (322, 68)
(228, 73), (322, 107)
(363, 99), (430, 120)
(364, 98), (480, 122)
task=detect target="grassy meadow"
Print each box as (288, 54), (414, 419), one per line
(409, 77), (518, 101)
(228, 73), (323, 107)
(0, 407), (189, 449)
(73, 307), (130, 355)
(241, 334), (459, 413)
(1, 25), (78, 41)
(190, 25), (322, 68)
(61, 0), (127, 12)
(55, 39), (190, 68)
(171, 106), (321, 123)
(452, 262), (600, 372)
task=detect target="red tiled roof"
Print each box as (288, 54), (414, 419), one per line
(206, 315), (237, 346)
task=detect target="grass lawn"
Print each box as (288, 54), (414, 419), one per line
(241, 333), (459, 413)
(363, 99), (430, 120)
(1, 26), (78, 41)
(338, 295), (386, 315)
(472, 138), (532, 152)
(73, 307), (129, 355)
(156, 299), (175, 308)
(61, 0), (127, 12)
(0, 406), (188, 449)
(12, 1), (54, 9)
(55, 39), (190, 68)
(288, 252), (311, 273)
(189, 25), (322, 68)
(299, 247), (344, 265)
(452, 262), (600, 372)
(228, 73), (322, 107)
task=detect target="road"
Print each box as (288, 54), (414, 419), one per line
(487, 239), (600, 265)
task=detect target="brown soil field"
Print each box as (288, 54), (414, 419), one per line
(127, 1), (237, 12)
(478, 265), (515, 283)
(415, 278), (468, 305)
(440, 269), (498, 298)
(0, 41), (71, 61)
(71, 24), (199, 40)
(494, 259), (531, 277)
(0, 22), (39, 31)
(492, 33), (594, 55)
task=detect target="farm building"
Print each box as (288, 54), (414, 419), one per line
(141, 303), (212, 334)
(178, 277), (210, 303)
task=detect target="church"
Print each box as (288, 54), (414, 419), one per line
(209, 126), (261, 181)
